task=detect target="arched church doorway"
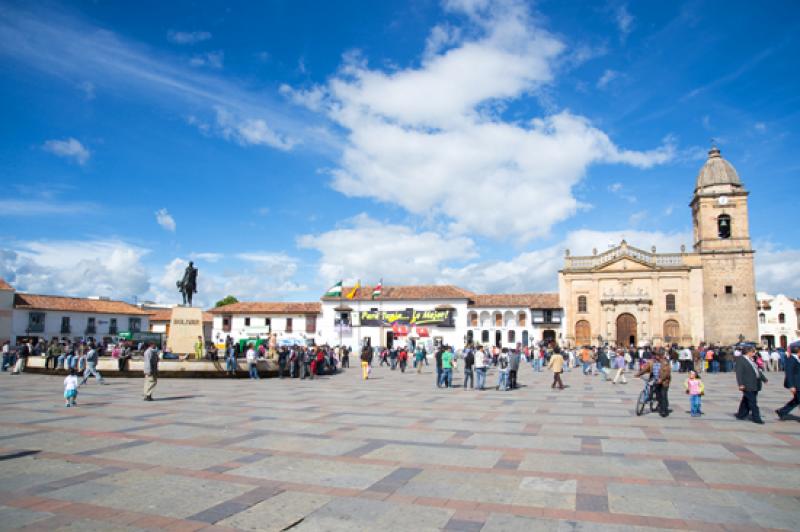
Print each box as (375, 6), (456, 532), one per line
(616, 313), (637, 347)
(575, 320), (591, 346)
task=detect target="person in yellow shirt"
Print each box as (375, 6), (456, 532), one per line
(548, 347), (565, 389)
(194, 336), (204, 360)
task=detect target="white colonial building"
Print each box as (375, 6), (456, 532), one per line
(0, 278), (150, 345)
(209, 302), (322, 346)
(756, 293), (799, 349)
(466, 294), (563, 348)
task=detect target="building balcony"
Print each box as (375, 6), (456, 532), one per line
(108, 327), (118, 335)
(60, 326), (71, 334)
(85, 327), (97, 335)
(27, 325), (45, 333)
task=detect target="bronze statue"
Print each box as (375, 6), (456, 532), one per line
(177, 261), (198, 306)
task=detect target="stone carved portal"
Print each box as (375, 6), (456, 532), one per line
(616, 313), (637, 347)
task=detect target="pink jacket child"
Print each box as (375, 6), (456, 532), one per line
(684, 371), (705, 417)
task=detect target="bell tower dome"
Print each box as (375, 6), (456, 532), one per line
(690, 145), (757, 344)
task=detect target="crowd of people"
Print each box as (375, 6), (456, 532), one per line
(3, 336), (798, 422)
(354, 340), (799, 424)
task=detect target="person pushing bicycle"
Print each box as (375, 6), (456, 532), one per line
(636, 351), (672, 417)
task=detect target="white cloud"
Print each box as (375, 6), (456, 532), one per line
(754, 122), (767, 133)
(615, 5), (634, 42)
(215, 107), (297, 151)
(0, 240), (150, 299)
(286, 0), (673, 240)
(754, 244), (800, 297)
(628, 210), (646, 226)
(0, 199), (97, 216)
(442, 228), (692, 293)
(597, 69), (618, 89)
(298, 214), (477, 284)
(607, 182), (637, 203)
(155, 208), (176, 232)
(148, 255), (307, 308)
(167, 30), (212, 45)
(608, 182), (622, 193)
(42, 137), (90, 165)
(189, 252), (222, 263)
(190, 50), (224, 69)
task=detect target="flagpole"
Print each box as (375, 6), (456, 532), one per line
(357, 280), (361, 350)
(338, 285), (343, 348)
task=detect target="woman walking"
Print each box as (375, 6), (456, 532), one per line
(548, 347), (565, 389)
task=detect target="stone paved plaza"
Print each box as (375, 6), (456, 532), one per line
(1, 364), (799, 531)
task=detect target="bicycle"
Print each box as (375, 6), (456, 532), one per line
(636, 377), (657, 416)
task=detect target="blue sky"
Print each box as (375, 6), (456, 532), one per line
(1, 0), (798, 306)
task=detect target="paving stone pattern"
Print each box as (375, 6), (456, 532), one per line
(1, 364), (799, 531)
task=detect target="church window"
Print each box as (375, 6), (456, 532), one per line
(468, 312), (478, 327)
(717, 214), (731, 239)
(495, 313), (502, 327)
(759, 313), (765, 324)
(665, 294), (676, 312)
(577, 296), (587, 313)
(725, 285), (733, 294)
(481, 330), (489, 343)
(779, 313), (785, 324)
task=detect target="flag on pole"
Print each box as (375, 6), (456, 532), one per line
(324, 281), (343, 298)
(346, 280), (361, 300)
(372, 279), (382, 299)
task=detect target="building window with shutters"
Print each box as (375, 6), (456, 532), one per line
(494, 313), (502, 327)
(60, 316), (71, 334)
(306, 315), (316, 333)
(666, 294), (676, 312)
(286, 318), (293, 333)
(779, 313), (785, 324)
(577, 296), (587, 313)
(129, 318), (141, 333)
(508, 330), (515, 344)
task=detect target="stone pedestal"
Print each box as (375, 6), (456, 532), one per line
(167, 307), (204, 356)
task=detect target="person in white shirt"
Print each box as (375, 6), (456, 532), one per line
(474, 347), (487, 390)
(770, 349), (781, 372)
(246, 344), (259, 380)
(758, 349), (771, 371)
(63, 369), (79, 407)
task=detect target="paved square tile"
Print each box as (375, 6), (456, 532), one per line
(1, 367), (798, 531)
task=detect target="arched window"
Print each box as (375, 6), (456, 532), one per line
(494, 313), (502, 327)
(759, 313), (766, 324)
(517, 312), (526, 327)
(665, 294), (676, 312)
(508, 330), (515, 344)
(468, 312), (478, 327)
(481, 330), (489, 344)
(578, 296), (587, 313)
(779, 313), (785, 324)
(717, 214), (731, 239)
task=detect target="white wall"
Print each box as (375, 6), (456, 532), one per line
(11, 309), (149, 343)
(466, 307), (564, 348)
(211, 313), (318, 344)
(320, 299), (469, 350)
(757, 293), (799, 348)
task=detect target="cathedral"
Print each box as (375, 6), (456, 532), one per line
(559, 146), (758, 348)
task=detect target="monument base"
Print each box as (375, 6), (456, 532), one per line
(167, 307), (204, 356)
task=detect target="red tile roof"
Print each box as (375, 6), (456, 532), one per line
(0, 278), (13, 291)
(209, 302), (321, 315)
(469, 293), (560, 309)
(148, 309), (213, 322)
(14, 293), (150, 315)
(322, 285), (475, 301)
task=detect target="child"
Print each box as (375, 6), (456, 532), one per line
(684, 370), (704, 417)
(64, 368), (79, 407)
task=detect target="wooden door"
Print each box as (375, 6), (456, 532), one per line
(616, 313), (637, 347)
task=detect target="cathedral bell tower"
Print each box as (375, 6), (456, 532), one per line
(691, 146), (757, 344)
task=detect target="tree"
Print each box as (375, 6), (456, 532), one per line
(214, 295), (239, 308)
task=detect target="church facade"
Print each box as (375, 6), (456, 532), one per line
(559, 147), (758, 348)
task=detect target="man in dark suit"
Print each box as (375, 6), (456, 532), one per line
(776, 346), (800, 420)
(735, 347), (766, 424)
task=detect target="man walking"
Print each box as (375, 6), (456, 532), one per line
(143, 342), (158, 401)
(508, 349), (521, 389)
(735, 347), (766, 424)
(81, 344), (104, 385)
(440, 347), (453, 388)
(548, 347), (565, 389)
(463, 346), (474, 389)
(475, 346), (487, 390)
(776, 346), (799, 420)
